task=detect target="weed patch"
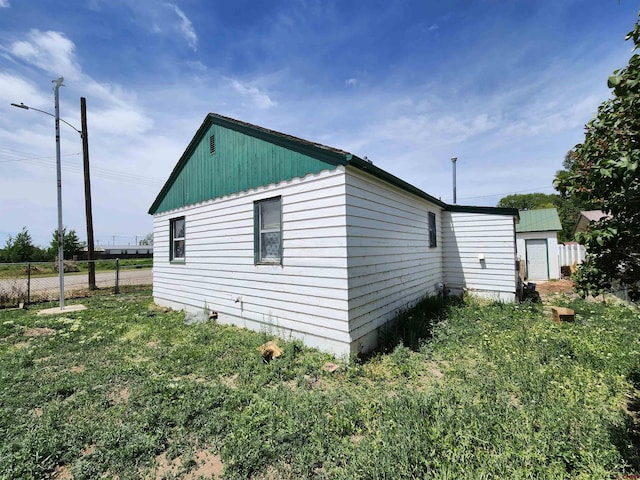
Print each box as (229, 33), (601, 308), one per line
(1, 292), (639, 478)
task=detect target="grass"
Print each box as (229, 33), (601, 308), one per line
(1, 291), (639, 479)
(0, 258), (152, 279)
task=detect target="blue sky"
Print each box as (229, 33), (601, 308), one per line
(0, 0), (638, 247)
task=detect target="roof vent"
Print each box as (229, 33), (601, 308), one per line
(209, 134), (216, 155)
(363, 156), (373, 164)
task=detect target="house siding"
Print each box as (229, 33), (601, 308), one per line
(344, 167), (443, 352)
(152, 167), (353, 356)
(442, 211), (517, 302)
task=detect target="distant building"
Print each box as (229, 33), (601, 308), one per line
(515, 208), (562, 281)
(81, 245), (153, 259)
(573, 210), (611, 235)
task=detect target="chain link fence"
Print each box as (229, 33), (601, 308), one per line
(0, 259), (152, 308)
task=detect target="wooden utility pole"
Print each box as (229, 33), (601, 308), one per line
(81, 97), (96, 290)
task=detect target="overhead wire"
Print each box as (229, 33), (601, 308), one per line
(1, 150), (165, 187)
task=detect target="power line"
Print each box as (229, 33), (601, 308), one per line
(2, 151), (164, 187)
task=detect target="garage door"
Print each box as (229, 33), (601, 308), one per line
(526, 239), (548, 280)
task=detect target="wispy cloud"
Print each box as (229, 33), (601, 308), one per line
(4, 30), (81, 80)
(0, 0), (9, 7)
(230, 79), (277, 110)
(0, 72), (48, 107)
(166, 3), (198, 51)
(345, 78), (358, 86)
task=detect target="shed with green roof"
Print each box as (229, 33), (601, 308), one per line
(515, 208), (562, 280)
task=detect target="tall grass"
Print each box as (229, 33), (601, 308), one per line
(0, 291), (638, 478)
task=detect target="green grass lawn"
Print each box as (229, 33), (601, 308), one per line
(1, 291), (639, 479)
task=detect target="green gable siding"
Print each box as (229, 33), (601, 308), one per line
(153, 123), (342, 214)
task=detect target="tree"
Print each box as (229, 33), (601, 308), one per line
(554, 16), (640, 298)
(49, 228), (83, 260)
(2, 227), (35, 263)
(139, 232), (153, 246)
(497, 193), (558, 211)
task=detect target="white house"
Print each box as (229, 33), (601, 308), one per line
(515, 208), (562, 281)
(148, 113), (519, 356)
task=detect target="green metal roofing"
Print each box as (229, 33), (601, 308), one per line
(515, 208), (562, 233)
(148, 113), (518, 219)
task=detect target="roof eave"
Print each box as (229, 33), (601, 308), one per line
(445, 204), (520, 218)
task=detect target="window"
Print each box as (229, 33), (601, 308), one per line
(254, 197), (282, 264)
(428, 212), (437, 248)
(170, 217), (185, 261)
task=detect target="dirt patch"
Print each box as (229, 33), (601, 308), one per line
(24, 327), (56, 337)
(153, 448), (223, 479)
(535, 279), (576, 300)
(32, 407), (43, 417)
(70, 365), (85, 373)
(13, 341), (30, 349)
(82, 444), (96, 456)
(53, 464), (72, 479)
(322, 362), (340, 373)
(221, 373), (239, 389)
(508, 394), (522, 409)
(109, 386), (130, 404)
(146, 340), (160, 348)
(426, 361), (445, 380)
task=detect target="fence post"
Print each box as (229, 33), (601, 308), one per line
(27, 262), (31, 305)
(115, 258), (120, 295)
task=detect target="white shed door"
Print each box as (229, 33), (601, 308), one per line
(526, 239), (548, 280)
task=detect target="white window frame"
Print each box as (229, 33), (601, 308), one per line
(254, 197), (282, 265)
(170, 216), (185, 262)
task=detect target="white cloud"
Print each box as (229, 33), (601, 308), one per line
(374, 111), (498, 148)
(0, 0), (9, 7)
(230, 79), (277, 110)
(87, 107), (154, 137)
(429, 24), (438, 32)
(167, 3), (198, 51)
(5, 30), (81, 80)
(345, 78), (358, 86)
(0, 73), (49, 108)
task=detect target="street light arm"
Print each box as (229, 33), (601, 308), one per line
(10, 102), (82, 136)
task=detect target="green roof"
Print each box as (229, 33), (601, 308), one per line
(149, 113), (519, 220)
(149, 113), (449, 214)
(516, 208), (562, 233)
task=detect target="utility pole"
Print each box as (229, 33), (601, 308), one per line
(53, 77), (65, 309)
(81, 97), (96, 290)
(451, 157), (458, 204)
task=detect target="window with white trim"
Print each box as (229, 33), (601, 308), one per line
(170, 217), (185, 261)
(428, 212), (437, 248)
(254, 197), (282, 264)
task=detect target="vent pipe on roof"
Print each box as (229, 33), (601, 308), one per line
(451, 157), (458, 204)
